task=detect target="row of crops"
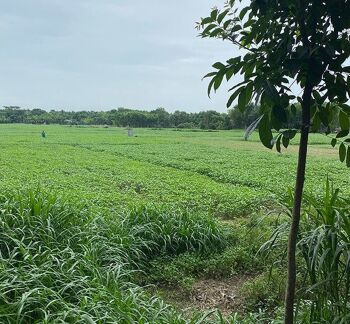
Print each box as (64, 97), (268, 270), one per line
(0, 124), (349, 322)
(0, 125), (347, 217)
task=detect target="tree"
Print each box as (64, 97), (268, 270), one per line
(171, 110), (191, 127)
(198, 110), (225, 129)
(197, 1), (350, 322)
(228, 103), (260, 128)
(150, 108), (171, 127)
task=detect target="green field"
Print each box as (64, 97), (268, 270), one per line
(0, 124), (349, 322)
(0, 124), (347, 216)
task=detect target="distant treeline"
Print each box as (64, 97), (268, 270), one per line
(0, 104), (309, 130)
(0, 105), (256, 129)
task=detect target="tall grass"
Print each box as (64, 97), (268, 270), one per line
(0, 190), (225, 322)
(297, 180), (350, 323)
(121, 206), (226, 257)
(261, 179), (350, 322)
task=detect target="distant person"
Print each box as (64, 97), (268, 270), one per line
(41, 130), (47, 138)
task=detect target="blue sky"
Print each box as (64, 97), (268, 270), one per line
(0, 1), (244, 112)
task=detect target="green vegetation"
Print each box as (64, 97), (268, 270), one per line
(0, 104), (330, 131)
(0, 125), (347, 217)
(264, 180), (350, 322)
(0, 189), (224, 322)
(199, 0), (350, 321)
(0, 106), (234, 130)
(1, 124), (349, 322)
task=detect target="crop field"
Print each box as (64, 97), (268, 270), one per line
(0, 123), (349, 322)
(0, 124), (347, 216)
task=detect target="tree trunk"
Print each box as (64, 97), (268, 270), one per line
(284, 82), (313, 324)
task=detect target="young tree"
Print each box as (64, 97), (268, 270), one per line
(197, 1), (350, 322)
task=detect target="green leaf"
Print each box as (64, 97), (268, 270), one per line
(282, 129), (297, 139)
(291, 104), (297, 116)
(339, 110), (350, 131)
(263, 80), (280, 104)
(258, 114), (273, 149)
(339, 103), (350, 114)
(312, 90), (326, 105)
(207, 78), (216, 97)
(347, 149), (350, 167)
(226, 86), (245, 108)
(226, 67), (235, 81)
(239, 7), (250, 20)
(202, 23), (216, 35)
(212, 62), (226, 70)
(311, 113), (321, 132)
(211, 9), (219, 20)
(228, 80), (248, 92)
(238, 88), (246, 112)
(245, 82), (254, 105)
(336, 130), (349, 138)
(201, 17), (213, 25)
(331, 138), (337, 147)
(223, 19), (233, 29)
(210, 28), (223, 37)
(282, 136), (290, 148)
(231, 24), (241, 33)
(339, 143), (346, 162)
(272, 105), (288, 124)
(271, 109), (282, 131)
(203, 71), (217, 79)
(217, 9), (229, 24)
(276, 135), (282, 153)
(214, 71), (225, 91)
(319, 109), (330, 127)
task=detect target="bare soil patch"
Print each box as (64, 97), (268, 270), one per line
(159, 274), (255, 316)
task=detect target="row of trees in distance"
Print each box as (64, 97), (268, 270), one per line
(0, 104), (311, 130)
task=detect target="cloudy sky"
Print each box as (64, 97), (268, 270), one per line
(0, 0), (244, 112)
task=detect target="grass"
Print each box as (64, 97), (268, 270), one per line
(0, 124), (348, 218)
(0, 189), (226, 323)
(1, 124), (349, 322)
(260, 180), (350, 322)
(140, 215), (273, 288)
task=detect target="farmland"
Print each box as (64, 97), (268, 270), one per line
(0, 124), (349, 322)
(0, 124), (347, 216)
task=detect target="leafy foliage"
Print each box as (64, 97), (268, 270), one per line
(199, 3), (350, 320)
(198, 0), (350, 163)
(0, 106), (234, 130)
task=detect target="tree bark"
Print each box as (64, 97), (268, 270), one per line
(284, 82), (313, 324)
